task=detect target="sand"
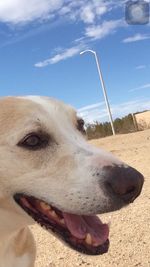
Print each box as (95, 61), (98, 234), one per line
(32, 129), (150, 267)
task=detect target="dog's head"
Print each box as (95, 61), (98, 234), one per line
(0, 96), (144, 255)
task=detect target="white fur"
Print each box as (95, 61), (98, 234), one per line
(0, 253), (30, 267)
(0, 96), (127, 267)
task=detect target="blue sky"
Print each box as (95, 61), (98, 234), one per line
(0, 0), (150, 123)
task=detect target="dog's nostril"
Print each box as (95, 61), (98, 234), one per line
(103, 166), (144, 203)
(125, 186), (136, 195)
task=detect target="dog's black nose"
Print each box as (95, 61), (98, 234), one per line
(104, 166), (144, 203)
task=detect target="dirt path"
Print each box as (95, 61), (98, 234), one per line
(32, 129), (150, 267)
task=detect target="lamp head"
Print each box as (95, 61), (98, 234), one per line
(80, 50), (96, 55)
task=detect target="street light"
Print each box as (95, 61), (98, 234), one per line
(80, 49), (115, 136)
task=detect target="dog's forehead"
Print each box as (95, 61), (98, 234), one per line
(25, 96), (77, 120)
(0, 96), (77, 131)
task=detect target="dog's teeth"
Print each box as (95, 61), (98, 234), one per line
(51, 210), (58, 219)
(21, 197), (31, 209)
(40, 202), (51, 211)
(85, 233), (92, 245)
(60, 219), (65, 225)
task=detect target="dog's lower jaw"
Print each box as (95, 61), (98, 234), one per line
(0, 227), (36, 267)
(0, 198), (36, 267)
(0, 197), (33, 238)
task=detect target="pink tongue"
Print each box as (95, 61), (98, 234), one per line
(63, 213), (109, 246)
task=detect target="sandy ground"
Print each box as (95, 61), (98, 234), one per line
(32, 129), (150, 267)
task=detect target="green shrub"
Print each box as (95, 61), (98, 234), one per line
(86, 114), (136, 140)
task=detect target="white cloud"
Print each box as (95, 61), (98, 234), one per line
(35, 44), (85, 67)
(78, 102), (105, 112)
(0, 0), (63, 24)
(80, 1), (108, 24)
(85, 19), (123, 40)
(35, 18), (124, 67)
(122, 33), (150, 43)
(0, 0), (112, 25)
(0, 1), (124, 65)
(96, 5), (107, 16)
(35, 17), (123, 67)
(78, 99), (150, 123)
(130, 83), (150, 92)
(67, 0), (110, 24)
(80, 5), (95, 24)
(136, 65), (146, 70)
(1, 1), (117, 66)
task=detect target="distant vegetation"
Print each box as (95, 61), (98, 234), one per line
(86, 114), (137, 140)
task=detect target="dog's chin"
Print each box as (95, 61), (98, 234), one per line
(14, 193), (109, 256)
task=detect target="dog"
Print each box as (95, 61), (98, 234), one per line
(0, 96), (144, 267)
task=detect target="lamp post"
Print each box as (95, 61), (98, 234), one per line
(80, 49), (115, 136)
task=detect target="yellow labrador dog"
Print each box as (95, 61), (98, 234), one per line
(0, 96), (144, 267)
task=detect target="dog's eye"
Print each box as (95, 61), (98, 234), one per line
(18, 133), (49, 150)
(24, 135), (40, 147)
(77, 118), (86, 134)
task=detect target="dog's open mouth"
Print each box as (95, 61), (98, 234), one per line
(14, 194), (109, 255)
